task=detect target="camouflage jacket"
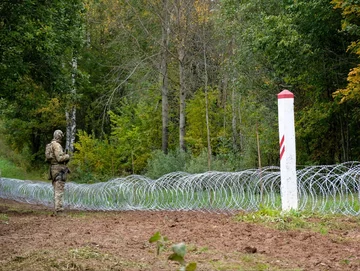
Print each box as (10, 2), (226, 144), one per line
(49, 140), (69, 165)
(49, 140), (70, 181)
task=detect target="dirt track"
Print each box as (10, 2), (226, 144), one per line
(0, 198), (360, 271)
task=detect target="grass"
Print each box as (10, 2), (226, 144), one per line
(0, 123), (46, 181)
(234, 206), (360, 235)
(70, 246), (110, 260)
(0, 157), (45, 181)
(0, 205), (52, 218)
(208, 251), (304, 271)
(1, 248), (149, 271)
(0, 213), (9, 224)
(0, 157), (26, 179)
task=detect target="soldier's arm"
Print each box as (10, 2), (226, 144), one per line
(53, 142), (70, 163)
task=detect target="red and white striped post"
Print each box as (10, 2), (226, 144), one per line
(277, 90), (298, 211)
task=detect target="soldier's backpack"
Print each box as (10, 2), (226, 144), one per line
(45, 142), (54, 162)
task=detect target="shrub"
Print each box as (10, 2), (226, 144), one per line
(185, 149), (238, 173)
(145, 149), (190, 179)
(71, 131), (117, 182)
(146, 148), (244, 179)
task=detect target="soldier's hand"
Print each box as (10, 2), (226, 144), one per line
(64, 154), (70, 162)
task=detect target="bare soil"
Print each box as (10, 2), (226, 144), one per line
(0, 198), (360, 271)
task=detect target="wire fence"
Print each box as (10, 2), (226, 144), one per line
(1, 162), (359, 215)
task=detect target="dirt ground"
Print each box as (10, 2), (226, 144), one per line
(0, 198), (360, 271)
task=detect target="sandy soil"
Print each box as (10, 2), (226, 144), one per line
(0, 198), (360, 271)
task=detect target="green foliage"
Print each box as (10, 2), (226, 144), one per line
(0, 158), (26, 180)
(72, 94), (164, 181)
(0, 121), (46, 180)
(146, 149), (189, 179)
(0, 0), (86, 165)
(146, 148), (243, 179)
(1, 0), (360, 175)
(217, 0), (358, 165)
(149, 232), (197, 271)
(109, 96), (162, 175)
(238, 92), (279, 168)
(235, 207), (310, 230)
(235, 207), (360, 234)
(297, 101), (340, 164)
(146, 149), (190, 179)
(186, 88), (224, 156)
(149, 231), (169, 256)
(184, 149), (238, 173)
(0, 156), (45, 180)
(71, 131), (116, 182)
(169, 243), (197, 271)
(0, 214), (9, 224)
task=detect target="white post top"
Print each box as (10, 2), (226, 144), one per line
(277, 89), (294, 99)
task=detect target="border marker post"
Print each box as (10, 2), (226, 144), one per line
(277, 89), (298, 211)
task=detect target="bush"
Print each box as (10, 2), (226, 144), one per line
(146, 148), (243, 179)
(185, 149), (240, 173)
(145, 149), (190, 179)
(71, 131), (118, 182)
(0, 120), (46, 180)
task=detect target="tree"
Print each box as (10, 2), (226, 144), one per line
(109, 97), (162, 175)
(217, 0), (358, 165)
(172, 0), (194, 152)
(159, 0), (171, 154)
(0, 0), (86, 164)
(332, 0), (360, 104)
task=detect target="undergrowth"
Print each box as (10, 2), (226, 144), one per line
(0, 122), (46, 180)
(0, 157), (43, 180)
(235, 206), (360, 233)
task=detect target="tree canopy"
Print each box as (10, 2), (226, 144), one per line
(1, 0), (359, 180)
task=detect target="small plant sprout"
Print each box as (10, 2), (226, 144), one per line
(168, 242), (197, 271)
(0, 214), (9, 224)
(149, 232), (197, 270)
(149, 231), (169, 256)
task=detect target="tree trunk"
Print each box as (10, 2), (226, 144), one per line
(256, 122), (263, 202)
(238, 94), (243, 151)
(161, 0), (170, 154)
(231, 88), (238, 151)
(66, 56), (77, 153)
(203, 24), (212, 170)
(340, 114), (349, 161)
(179, 52), (186, 152)
(175, 0), (188, 152)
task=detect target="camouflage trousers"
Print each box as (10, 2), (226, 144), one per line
(52, 177), (65, 212)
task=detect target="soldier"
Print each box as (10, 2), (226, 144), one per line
(47, 130), (70, 216)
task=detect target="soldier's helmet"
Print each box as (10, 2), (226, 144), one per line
(53, 130), (64, 141)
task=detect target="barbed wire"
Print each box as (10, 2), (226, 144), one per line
(0, 162), (359, 215)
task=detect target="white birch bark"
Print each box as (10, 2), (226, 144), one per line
(161, 0), (170, 154)
(66, 56), (77, 153)
(179, 51), (186, 152)
(175, 0), (188, 152)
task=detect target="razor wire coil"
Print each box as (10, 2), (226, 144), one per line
(0, 162), (359, 215)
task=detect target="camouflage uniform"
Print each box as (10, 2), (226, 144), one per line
(49, 130), (70, 214)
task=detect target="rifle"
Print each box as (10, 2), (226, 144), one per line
(58, 167), (71, 181)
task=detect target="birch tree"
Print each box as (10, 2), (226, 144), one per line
(160, 0), (171, 154)
(65, 56), (78, 153)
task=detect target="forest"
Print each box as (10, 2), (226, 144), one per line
(0, 0), (360, 182)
